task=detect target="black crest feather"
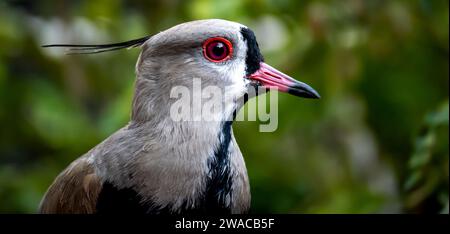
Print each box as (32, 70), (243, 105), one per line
(42, 36), (150, 54)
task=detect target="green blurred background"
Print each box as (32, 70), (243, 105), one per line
(0, 0), (448, 213)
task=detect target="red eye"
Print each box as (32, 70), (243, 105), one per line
(202, 37), (233, 62)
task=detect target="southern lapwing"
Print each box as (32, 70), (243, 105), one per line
(39, 19), (320, 214)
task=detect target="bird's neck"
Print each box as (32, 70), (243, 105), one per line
(120, 77), (249, 213)
(122, 118), (239, 214)
(130, 77), (243, 125)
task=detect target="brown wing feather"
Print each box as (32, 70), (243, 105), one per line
(39, 158), (102, 214)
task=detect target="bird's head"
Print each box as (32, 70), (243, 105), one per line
(134, 19), (319, 122)
(44, 19), (320, 123)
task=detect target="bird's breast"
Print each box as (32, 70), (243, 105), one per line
(93, 122), (250, 214)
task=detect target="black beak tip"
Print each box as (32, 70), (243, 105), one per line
(288, 87), (321, 99)
(303, 87), (321, 99)
(310, 90), (321, 99)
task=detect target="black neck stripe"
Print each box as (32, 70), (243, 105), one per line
(202, 120), (233, 213)
(240, 27), (264, 76)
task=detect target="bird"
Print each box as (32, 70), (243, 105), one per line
(38, 19), (320, 214)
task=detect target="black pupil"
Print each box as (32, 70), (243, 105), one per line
(212, 42), (225, 57)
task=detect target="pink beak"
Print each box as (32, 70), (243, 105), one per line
(248, 62), (320, 99)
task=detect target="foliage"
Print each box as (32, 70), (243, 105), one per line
(404, 101), (449, 213)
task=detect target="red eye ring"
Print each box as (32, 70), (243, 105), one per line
(202, 37), (233, 63)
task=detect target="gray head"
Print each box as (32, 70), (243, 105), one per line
(133, 19), (319, 123)
(44, 19), (320, 123)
